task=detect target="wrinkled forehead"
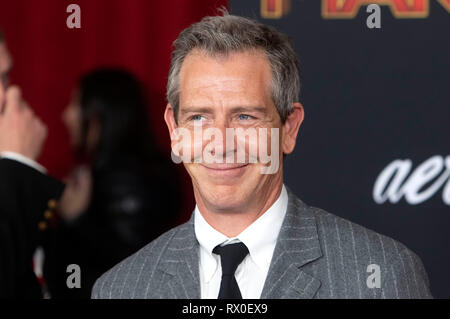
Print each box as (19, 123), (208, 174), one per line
(179, 49), (273, 106)
(0, 42), (12, 74)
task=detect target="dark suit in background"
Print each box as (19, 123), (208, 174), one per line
(0, 158), (64, 298)
(43, 154), (180, 299)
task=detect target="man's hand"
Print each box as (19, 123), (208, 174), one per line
(0, 86), (47, 160)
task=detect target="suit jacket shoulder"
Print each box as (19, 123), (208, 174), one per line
(272, 188), (433, 299)
(92, 218), (200, 299)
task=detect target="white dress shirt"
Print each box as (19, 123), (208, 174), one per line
(0, 151), (47, 173)
(194, 184), (288, 299)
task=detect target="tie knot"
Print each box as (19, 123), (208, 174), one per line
(213, 242), (249, 276)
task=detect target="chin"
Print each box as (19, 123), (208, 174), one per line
(202, 183), (250, 212)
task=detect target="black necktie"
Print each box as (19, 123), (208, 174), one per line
(213, 242), (249, 299)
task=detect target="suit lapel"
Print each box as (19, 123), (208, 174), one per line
(155, 188), (322, 299)
(157, 215), (201, 299)
(261, 188), (322, 299)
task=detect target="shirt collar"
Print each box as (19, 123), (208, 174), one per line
(194, 206), (228, 283)
(194, 185), (288, 282)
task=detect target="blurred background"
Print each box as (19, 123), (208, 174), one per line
(0, 0), (449, 298)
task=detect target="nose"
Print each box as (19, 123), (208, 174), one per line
(204, 117), (236, 162)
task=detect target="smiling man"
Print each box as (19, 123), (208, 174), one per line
(92, 13), (432, 299)
(166, 48), (293, 239)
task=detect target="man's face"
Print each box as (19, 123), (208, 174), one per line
(0, 42), (12, 108)
(165, 49), (303, 214)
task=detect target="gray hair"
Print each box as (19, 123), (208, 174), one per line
(166, 13), (300, 123)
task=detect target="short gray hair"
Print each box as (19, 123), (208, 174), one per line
(167, 13), (300, 123)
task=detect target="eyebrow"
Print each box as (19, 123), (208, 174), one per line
(229, 106), (267, 115)
(179, 106), (214, 115)
(179, 106), (267, 115)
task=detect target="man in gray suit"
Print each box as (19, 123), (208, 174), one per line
(92, 13), (432, 299)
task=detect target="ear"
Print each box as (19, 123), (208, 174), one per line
(164, 103), (178, 148)
(282, 102), (304, 155)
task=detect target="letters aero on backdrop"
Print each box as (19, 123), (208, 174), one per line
(231, 0), (450, 298)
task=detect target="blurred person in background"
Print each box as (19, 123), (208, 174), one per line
(0, 27), (65, 298)
(43, 68), (181, 299)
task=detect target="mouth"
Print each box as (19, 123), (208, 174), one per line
(199, 163), (249, 176)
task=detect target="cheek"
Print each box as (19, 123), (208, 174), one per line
(234, 128), (281, 162)
(183, 163), (206, 185)
(170, 127), (203, 162)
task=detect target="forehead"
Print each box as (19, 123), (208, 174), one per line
(178, 49), (272, 107)
(0, 43), (12, 72)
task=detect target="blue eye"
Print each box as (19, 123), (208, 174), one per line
(192, 115), (205, 121)
(239, 114), (252, 120)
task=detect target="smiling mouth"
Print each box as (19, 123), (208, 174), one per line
(200, 163), (249, 172)
(201, 163), (249, 171)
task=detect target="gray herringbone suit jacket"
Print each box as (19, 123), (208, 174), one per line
(92, 188), (432, 299)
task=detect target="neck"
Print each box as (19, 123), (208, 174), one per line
(194, 180), (283, 237)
